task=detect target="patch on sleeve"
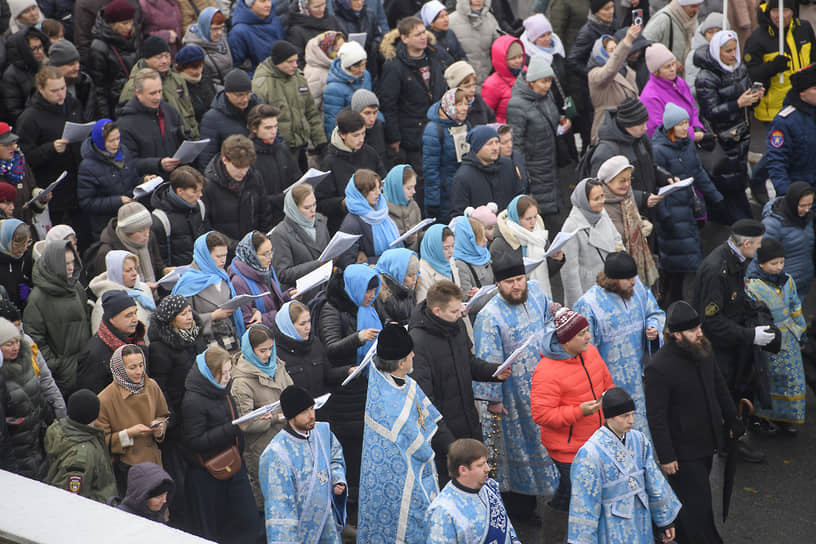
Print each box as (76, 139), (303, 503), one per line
(68, 476), (81, 493)
(744, 53), (752, 62)
(705, 302), (720, 316)
(769, 129), (785, 148)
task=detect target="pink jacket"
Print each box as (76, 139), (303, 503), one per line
(640, 74), (705, 138)
(139, 0), (183, 55)
(481, 35), (525, 123)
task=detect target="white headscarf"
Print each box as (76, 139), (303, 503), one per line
(709, 30), (740, 73)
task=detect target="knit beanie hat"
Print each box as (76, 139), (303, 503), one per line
(615, 97), (649, 127)
(103, 0), (136, 23)
(523, 14), (552, 42)
(0, 182), (16, 204)
(280, 385), (315, 419)
(155, 294), (190, 324)
(270, 40), (298, 65)
(0, 299), (20, 322)
(590, 0), (613, 14)
(224, 68), (252, 92)
(526, 55), (554, 81)
(506, 41), (523, 60)
(117, 202), (152, 234)
(142, 36), (170, 59)
(67, 389), (100, 425)
(677, 0), (703, 5)
(48, 40), (79, 66)
(444, 60), (476, 89)
(466, 125), (499, 154)
(351, 88), (379, 112)
(174, 45), (204, 68)
(604, 251), (638, 279)
(491, 251), (525, 282)
(662, 102), (689, 130)
(421, 0), (446, 26)
(791, 64), (816, 93)
(602, 387), (636, 419)
(338, 40), (367, 69)
(466, 203), (498, 227)
(756, 236), (786, 263)
(597, 155), (634, 184)
(666, 300), (700, 332)
(102, 290), (136, 320)
(0, 317), (19, 345)
(554, 307), (589, 344)
(645, 43), (676, 73)
(377, 323), (414, 361)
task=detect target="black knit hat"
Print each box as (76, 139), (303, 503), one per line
(0, 298), (21, 322)
(280, 385), (314, 419)
(615, 97), (649, 128)
(590, 0), (613, 13)
(270, 40), (298, 65)
(666, 300), (700, 332)
(602, 387), (636, 419)
(791, 63), (816, 93)
(142, 36), (170, 60)
(377, 323), (414, 361)
(224, 69), (252, 92)
(67, 389), (100, 425)
(102, 290), (136, 320)
(604, 251), (638, 280)
(731, 218), (765, 237)
(756, 237), (786, 263)
(492, 251), (526, 283)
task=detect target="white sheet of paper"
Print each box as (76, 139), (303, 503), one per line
(296, 261), (333, 297)
(342, 339), (378, 387)
(155, 265), (191, 287)
(314, 393), (331, 409)
(523, 256), (546, 275)
(132, 176), (164, 199)
(172, 139), (211, 164)
(349, 32), (367, 46)
(319, 232), (361, 262)
(657, 177), (694, 197)
(466, 284), (497, 309)
(231, 400), (281, 426)
(218, 292), (270, 310)
(545, 230), (578, 257)
(24, 171), (67, 208)
(283, 168), (331, 193)
(492, 332), (541, 377)
(390, 218), (435, 247)
(61, 121), (95, 142)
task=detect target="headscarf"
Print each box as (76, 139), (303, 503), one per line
(452, 215), (491, 266)
(45, 224), (76, 242)
(440, 89), (459, 119)
(0, 147), (26, 184)
(708, 30), (740, 73)
(420, 224), (452, 277)
(588, 35), (611, 69)
(284, 189), (316, 240)
(0, 219), (24, 258)
(39, 239), (81, 287)
(172, 232), (245, 336)
(382, 164), (411, 206)
(196, 349), (225, 389)
(240, 325), (277, 379)
(777, 181), (814, 229)
(234, 231), (281, 294)
(110, 344), (145, 394)
(105, 250), (156, 310)
(571, 179), (604, 226)
(275, 301), (305, 341)
(375, 248), (417, 285)
(297, 0), (310, 15)
(154, 294), (199, 344)
(344, 175), (402, 256)
(317, 31), (341, 58)
(197, 7), (221, 41)
(91, 119), (124, 162)
(343, 264), (382, 363)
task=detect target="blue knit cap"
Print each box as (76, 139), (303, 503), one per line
(175, 45), (205, 67)
(662, 102), (689, 130)
(467, 125), (500, 153)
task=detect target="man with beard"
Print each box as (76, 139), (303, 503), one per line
(644, 301), (745, 544)
(472, 251), (559, 521)
(574, 252), (665, 438)
(47, 40), (101, 121)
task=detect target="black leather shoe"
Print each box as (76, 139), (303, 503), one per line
(751, 417), (778, 437)
(776, 422), (799, 436)
(737, 441), (766, 463)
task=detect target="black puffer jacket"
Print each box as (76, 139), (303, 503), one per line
(286, 5), (340, 65)
(694, 45), (753, 133)
(0, 250), (30, 309)
(196, 91), (263, 171)
(149, 182), (210, 267)
(373, 272), (415, 326)
(0, 28), (49, 123)
(185, 68), (217, 124)
(71, 71), (104, 122)
(115, 98), (185, 170)
(273, 319), (342, 397)
(201, 154), (269, 244)
(253, 135), (301, 228)
(566, 15), (617, 77)
(450, 152), (525, 216)
(88, 10), (139, 119)
(318, 141), (385, 232)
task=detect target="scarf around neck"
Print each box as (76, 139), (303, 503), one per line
(343, 264), (382, 363)
(105, 250), (156, 310)
(667, 0), (698, 60)
(284, 190), (317, 240)
(602, 184), (658, 286)
(115, 226), (155, 282)
(344, 175), (401, 256)
(571, 179), (604, 226)
(0, 149), (26, 183)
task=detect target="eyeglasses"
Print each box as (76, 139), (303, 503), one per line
(30, 44), (44, 52)
(258, 250), (273, 258)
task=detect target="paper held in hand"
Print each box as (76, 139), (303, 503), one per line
(348, 32), (367, 46)
(657, 177), (694, 197)
(218, 292), (270, 311)
(132, 176), (164, 198)
(295, 261), (333, 297)
(283, 168), (331, 193)
(342, 339), (378, 387)
(318, 232), (361, 262)
(544, 230), (577, 258)
(155, 265), (191, 287)
(492, 332), (541, 378)
(61, 121), (95, 142)
(24, 171), (67, 208)
(231, 393), (331, 425)
(173, 139), (210, 164)
(390, 218), (435, 247)
(466, 285), (497, 309)
(523, 257), (546, 275)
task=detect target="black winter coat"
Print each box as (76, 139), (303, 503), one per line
(88, 11), (139, 119)
(450, 152), (525, 216)
(185, 69), (217, 124)
(253, 135), (300, 228)
(286, 6), (341, 65)
(331, 0), (381, 77)
(76, 320), (147, 394)
(337, 212), (388, 268)
(428, 27), (468, 68)
(149, 182), (210, 267)
(273, 319), (342, 397)
(196, 91), (263, 171)
(0, 28), (49, 123)
(409, 302), (498, 454)
(71, 71), (104, 122)
(467, 93), (496, 127)
(201, 154), (269, 244)
(644, 338), (739, 463)
(0, 250), (29, 309)
(115, 98), (185, 171)
(694, 46), (753, 133)
(268, 215), (331, 290)
(364, 118), (387, 159)
(181, 362), (245, 462)
(566, 16), (617, 77)
(373, 272), (415, 326)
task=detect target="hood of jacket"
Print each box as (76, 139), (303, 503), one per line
(7, 27), (49, 73)
(490, 35), (524, 79)
(540, 327), (572, 360)
(380, 27), (437, 62)
(211, 89), (262, 120)
(150, 181), (190, 213)
(232, 0), (279, 26)
(120, 462), (174, 521)
(32, 239), (81, 296)
(408, 299), (464, 338)
(587, 35), (614, 71)
(692, 43), (732, 75)
(596, 109), (637, 146)
(183, 24), (229, 55)
(304, 34), (334, 69)
(326, 57), (367, 86)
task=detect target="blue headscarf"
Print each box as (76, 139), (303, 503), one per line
(453, 215), (491, 266)
(507, 194), (524, 225)
(0, 219), (24, 258)
(172, 232), (245, 336)
(196, 350), (225, 389)
(375, 248), (417, 285)
(419, 224), (452, 277)
(344, 175), (402, 256)
(196, 7), (220, 41)
(105, 250), (157, 310)
(240, 325), (277, 379)
(343, 264), (382, 363)
(91, 119), (124, 162)
(382, 164), (411, 206)
(275, 301), (305, 341)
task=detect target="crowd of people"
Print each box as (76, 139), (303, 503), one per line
(1, 0), (816, 543)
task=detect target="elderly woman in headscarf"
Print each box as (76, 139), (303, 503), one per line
(96, 202), (166, 283)
(229, 230), (291, 328)
(559, 178), (623, 306)
(182, 7), (233, 89)
(0, 218), (32, 305)
(374, 247), (418, 326)
(416, 223), (460, 303)
(90, 250), (156, 336)
(96, 344), (170, 494)
(382, 164), (422, 251)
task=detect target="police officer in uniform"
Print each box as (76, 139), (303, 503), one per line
(765, 63), (816, 195)
(693, 219), (777, 463)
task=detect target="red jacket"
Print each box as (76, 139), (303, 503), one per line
(481, 36), (525, 123)
(530, 342), (614, 463)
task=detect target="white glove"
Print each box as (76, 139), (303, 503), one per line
(753, 325), (775, 346)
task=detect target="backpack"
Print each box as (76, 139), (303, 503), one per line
(152, 202), (206, 265)
(81, 240), (106, 280)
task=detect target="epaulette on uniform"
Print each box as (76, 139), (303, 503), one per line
(779, 105), (796, 117)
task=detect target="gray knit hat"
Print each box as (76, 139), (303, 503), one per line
(526, 55), (554, 82)
(48, 39), (80, 66)
(351, 89), (379, 112)
(117, 202), (152, 234)
(0, 317), (19, 345)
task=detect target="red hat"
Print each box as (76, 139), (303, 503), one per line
(0, 182), (17, 204)
(554, 307), (589, 344)
(103, 0), (136, 23)
(0, 123), (19, 144)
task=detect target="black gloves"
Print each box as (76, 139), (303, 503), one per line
(312, 142), (328, 157)
(698, 132), (716, 152)
(769, 54), (790, 74)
